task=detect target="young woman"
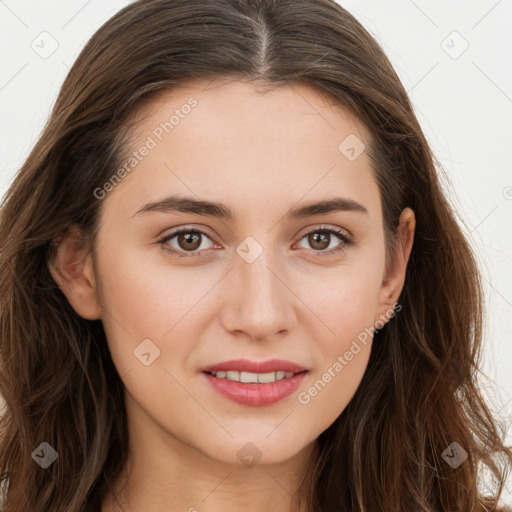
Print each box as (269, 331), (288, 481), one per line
(0, 0), (510, 510)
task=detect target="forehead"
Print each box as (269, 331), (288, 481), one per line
(106, 78), (380, 222)
(127, 77), (366, 139)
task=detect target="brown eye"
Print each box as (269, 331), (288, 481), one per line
(296, 226), (353, 258)
(159, 228), (215, 258)
(307, 232), (331, 250)
(177, 232), (202, 251)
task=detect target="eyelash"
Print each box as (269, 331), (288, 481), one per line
(158, 225), (353, 259)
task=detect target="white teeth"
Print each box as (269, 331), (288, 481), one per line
(226, 370), (239, 381)
(240, 371), (258, 383)
(210, 370), (297, 383)
(258, 371), (279, 383)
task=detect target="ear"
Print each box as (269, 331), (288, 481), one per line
(375, 207), (415, 324)
(48, 225), (102, 320)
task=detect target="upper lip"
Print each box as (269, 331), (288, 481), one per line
(202, 358), (308, 374)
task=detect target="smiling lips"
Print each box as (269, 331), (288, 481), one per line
(201, 358), (309, 406)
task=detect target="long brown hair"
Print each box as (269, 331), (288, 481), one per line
(1, 0), (510, 510)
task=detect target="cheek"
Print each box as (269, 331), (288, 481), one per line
(296, 285), (377, 428)
(300, 253), (384, 338)
(93, 245), (159, 358)
(297, 340), (371, 432)
(293, 253), (383, 421)
(95, 243), (220, 374)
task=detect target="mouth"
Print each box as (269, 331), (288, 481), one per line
(200, 358), (309, 406)
(201, 359), (309, 406)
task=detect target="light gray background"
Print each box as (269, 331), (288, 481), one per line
(1, 0), (511, 504)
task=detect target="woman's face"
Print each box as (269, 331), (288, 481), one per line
(56, 78), (414, 467)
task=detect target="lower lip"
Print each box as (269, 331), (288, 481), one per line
(202, 371), (308, 406)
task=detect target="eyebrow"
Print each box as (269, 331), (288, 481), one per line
(133, 194), (368, 220)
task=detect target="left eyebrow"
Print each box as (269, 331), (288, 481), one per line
(132, 194), (368, 221)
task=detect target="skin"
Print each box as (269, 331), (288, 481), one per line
(50, 78), (415, 512)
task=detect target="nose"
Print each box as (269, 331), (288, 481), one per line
(218, 242), (297, 341)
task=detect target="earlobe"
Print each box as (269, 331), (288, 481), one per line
(375, 207), (416, 323)
(48, 226), (102, 321)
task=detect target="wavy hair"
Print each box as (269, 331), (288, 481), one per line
(1, 0), (511, 510)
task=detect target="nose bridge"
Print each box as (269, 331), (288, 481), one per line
(222, 234), (294, 337)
